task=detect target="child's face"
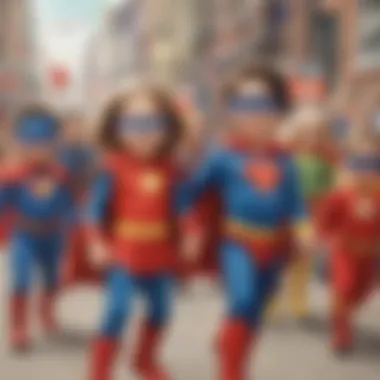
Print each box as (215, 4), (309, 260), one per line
(228, 80), (280, 145)
(22, 143), (55, 164)
(119, 93), (167, 159)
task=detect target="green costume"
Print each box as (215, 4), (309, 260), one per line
(295, 153), (334, 202)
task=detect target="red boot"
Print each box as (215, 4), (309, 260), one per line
(133, 323), (170, 380)
(332, 312), (353, 356)
(89, 337), (119, 380)
(9, 295), (29, 351)
(40, 291), (58, 335)
(217, 320), (253, 380)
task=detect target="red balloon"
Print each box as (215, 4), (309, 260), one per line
(49, 66), (70, 89)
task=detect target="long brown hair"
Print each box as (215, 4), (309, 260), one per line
(98, 86), (184, 156)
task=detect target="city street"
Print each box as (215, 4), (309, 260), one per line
(0, 256), (379, 380)
(0, 0), (380, 379)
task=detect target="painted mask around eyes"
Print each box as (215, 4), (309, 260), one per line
(117, 114), (167, 135)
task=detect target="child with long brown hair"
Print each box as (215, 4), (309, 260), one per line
(87, 84), (187, 380)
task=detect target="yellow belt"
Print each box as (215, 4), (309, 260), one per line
(113, 220), (170, 241)
(343, 239), (376, 256)
(224, 220), (279, 242)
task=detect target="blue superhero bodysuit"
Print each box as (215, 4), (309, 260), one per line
(4, 166), (74, 295)
(177, 143), (305, 379)
(5, 111), (75, 350)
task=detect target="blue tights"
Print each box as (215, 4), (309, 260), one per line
(10, 235), (63, 295)
(221, 241), (283, 328)
(100, 267), (172, 338)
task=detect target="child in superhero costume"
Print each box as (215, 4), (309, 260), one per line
(1, 106), (74, 351)
(275, 106), (336, 319)
(317, 137), (380, 356)
(87, 87), (186, 380)
(179, 65), (309, 380)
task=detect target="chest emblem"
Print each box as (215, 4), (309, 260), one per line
(244, 160), (280, 191)
(140, 171), (164, 194)
(353, 198), (375, 220)
(29, 177), (57, 198)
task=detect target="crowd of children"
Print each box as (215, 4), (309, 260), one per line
(0, 63), (379, 380)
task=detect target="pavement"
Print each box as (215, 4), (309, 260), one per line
(0, 257), (380, 380)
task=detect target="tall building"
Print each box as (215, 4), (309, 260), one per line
(142, 0), (203, 85)
(285, 0), (380, 127)
(288, 0), (380, 90)
(0, 0), (34, 111)
(83, 0), (144, 112)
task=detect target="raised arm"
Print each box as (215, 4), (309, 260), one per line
(0, 170), (21, 213)
(175, 148), (225, 215)
(314, 190), (345, 239)
(86, 170), (113, 242)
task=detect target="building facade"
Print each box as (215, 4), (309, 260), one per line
(0, 0), (34, 111)
(288, 0), (380, 94)
(83, 0), (145, 113)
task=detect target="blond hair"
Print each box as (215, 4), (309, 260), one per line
(285, 105), (329, 142)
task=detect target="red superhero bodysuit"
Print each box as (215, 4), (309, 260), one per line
(317, 188), (380, 352)
(88, 153), (189, 380)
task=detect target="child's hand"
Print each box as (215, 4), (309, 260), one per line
(295, 221), (316, 255)
(181, 233), (203, 267)
(88, 241), (109, 269)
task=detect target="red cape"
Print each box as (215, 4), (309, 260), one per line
(62, 225), (102, 286)
(62, 141), (292, 283)
(184, 190), (221, 277)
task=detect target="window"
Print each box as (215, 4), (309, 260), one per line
(356, 0), (380, 69)
(308, 5), (339, 88)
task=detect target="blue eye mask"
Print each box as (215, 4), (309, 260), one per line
(346, 155), (380, 172)
(228, 95), (278, 114)
(16, 115), (59, 144)
(117, 115), (167, 134)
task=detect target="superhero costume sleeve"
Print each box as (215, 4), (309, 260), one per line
(315, 190), (345, 239)
(86, 170), (113, 242)
(60, 183), (78, 228)
(173, 149), (225, 276)
(175, 148), (225, 216)
(0, 170), (22, 212)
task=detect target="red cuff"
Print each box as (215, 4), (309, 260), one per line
(85, 224), (105, 243)
(180, 212), (204, 236)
